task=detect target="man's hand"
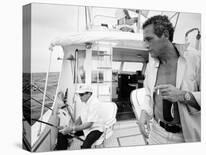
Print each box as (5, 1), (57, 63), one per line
(139, 110), (152, 138)
(59, 126), (72, 135)
(154, 84), (185, 102)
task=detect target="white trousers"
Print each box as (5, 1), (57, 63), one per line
(148, 120), (184, 145)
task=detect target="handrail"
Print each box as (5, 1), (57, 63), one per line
(23, 82), (55, 115)
(23, 82), (55, 102)
(185, 27), (201, 51)
(32, 83), (54, 102)
(23, 97), (52, 111)
(93, 15), (117, 21)
(92, 15), (117, 27)
(31, 98), (53, 111)
(185, 28), (200, 38)
(32, 129), (52, 152)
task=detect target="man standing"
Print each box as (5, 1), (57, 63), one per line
(139, 15), (201, 144)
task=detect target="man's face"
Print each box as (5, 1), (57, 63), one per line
(143, 24), (166, 58)
(79, 92), (91, 103)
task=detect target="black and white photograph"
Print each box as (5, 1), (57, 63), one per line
(1, 0), (205, 155)
(22, 2), (202, 152)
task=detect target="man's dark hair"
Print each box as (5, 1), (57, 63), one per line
(142, 15), (174, 42)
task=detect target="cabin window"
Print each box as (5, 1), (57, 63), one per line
(75, 50), (86, 83)
(91, 71), (104, 83)
(122, 62), (143, 72)
(92, 50), (102, 83)
(91, 50), (112, 83)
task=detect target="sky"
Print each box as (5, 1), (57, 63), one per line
(29, 3), (201, 73)
(31, 4), (83, 73)
(30, 3), (117, 72)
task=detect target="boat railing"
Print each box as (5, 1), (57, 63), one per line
(92, 15), (118, 25)
(23, 82), (55, 103)
(23, 82), (55, 125)
(23, 81), (57, 151)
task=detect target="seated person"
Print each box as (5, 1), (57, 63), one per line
(58, 85), (104, 149)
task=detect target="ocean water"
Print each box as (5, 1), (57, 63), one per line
(23, 72), (59, 125)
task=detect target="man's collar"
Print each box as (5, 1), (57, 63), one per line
(173, 43), (186, 57)
(152, 43), (186, 68)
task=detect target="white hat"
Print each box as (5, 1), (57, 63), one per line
(75, 85), (93, 94)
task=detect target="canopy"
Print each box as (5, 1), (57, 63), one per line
(49, 30), (147, 50)
(48, 7), (200, 51)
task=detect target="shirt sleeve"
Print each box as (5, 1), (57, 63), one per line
(140, 62), (153, 116)
(191, 53), (201, 106)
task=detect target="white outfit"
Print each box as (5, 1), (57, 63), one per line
(80, 94), (104, 137)
(148, 119), (184, 144)
(141, 45), (201, 142)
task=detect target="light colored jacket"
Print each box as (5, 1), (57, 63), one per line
(141, 45), (201, 142)
(80, 94), (104, 137)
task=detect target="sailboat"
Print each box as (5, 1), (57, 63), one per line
(23, 4), (201, 152)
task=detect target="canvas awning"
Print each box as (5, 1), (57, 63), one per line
(49, 30), (147, 51)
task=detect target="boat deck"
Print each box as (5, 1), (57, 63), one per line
(68, 120), (147, 150)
